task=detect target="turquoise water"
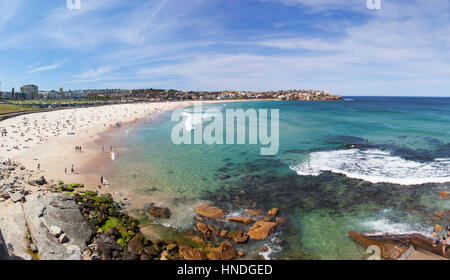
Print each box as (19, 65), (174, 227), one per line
(107, 97), (450, 259)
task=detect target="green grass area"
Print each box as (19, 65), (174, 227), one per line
(0, 104), (40, 115)
(5, 99), (119, 105)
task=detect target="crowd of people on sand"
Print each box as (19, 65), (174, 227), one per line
(432, 226), (450, 256)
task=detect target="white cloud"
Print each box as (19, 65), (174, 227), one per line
(28, 63), (63, 74)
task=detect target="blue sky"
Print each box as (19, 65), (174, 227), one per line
(0, 0), (449, 96)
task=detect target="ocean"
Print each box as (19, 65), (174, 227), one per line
(102, 97), (450, 260)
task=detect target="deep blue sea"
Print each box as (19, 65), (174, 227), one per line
(105, 97), (450, 259)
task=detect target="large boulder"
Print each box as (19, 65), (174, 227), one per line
(27, 176), (47, 186)
(248, 221), (277, 240)
(127, 233), (145, 255)
(179, 245), (207, 260)
(94, 234), (122, 260)
(195, 205), (225, 219)
(146, 204), (171, 219)
(23, 192), (94, 260)
(0, 203), (31, 260)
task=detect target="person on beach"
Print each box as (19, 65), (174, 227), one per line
(100, 176), (104, 184)
(432, 229), (439, 246)
(71, 165), (74, 173)
(65, 168), (67, 174)
(37, 163), (40, 171)
(443, 235), (448, 256)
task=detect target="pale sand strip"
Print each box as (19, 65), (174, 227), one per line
(0, 101), (201, 185)
(0, 100), (256, 188)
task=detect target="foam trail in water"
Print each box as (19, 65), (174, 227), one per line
(290, 149), (450, 185)
(359, 209), (431, 237)
(182, 109), (220, 131)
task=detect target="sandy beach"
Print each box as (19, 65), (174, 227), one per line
(0, 101), (202, 188)
(1, 100), (258, 193)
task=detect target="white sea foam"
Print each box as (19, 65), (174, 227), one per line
(290, 148), (450, 185)
(182, 109), (220, 131)
(359, 213), (431, 237)
(360, 219), (424, 235)
(258, 234), (283, 260)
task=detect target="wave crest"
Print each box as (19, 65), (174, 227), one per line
(290, 149), (450, 185)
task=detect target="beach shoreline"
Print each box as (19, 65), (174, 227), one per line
(1, 99), (271, 213)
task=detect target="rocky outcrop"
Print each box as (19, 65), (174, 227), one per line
(27, 176), (47, 186)
(146, 204), (171, 219)
(0, 229), (8, 260)
(226, 230), (249, 243)
(179, 245), (207, 260)
(348, 231), (450, 260)
(23, 192), (94, 260)
(248, 221), (277, 240)
(219, 241), (236, 260)
(0, 202), (31, 260)
(226, 217), (253, 224)
(195, 205), (225, 219)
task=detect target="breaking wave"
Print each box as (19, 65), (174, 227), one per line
(290, 148), (450, 185)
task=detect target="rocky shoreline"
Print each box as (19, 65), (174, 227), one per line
(0, 159), (287, 260)
(2, 157), (448, 260)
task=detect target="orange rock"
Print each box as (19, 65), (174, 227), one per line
(206, 249), (221, 260)
(237, 251), (245, 257)
(248, 221), (277, 240)
(226, 217), (253, 224)
(226, 230), (249, 243)
(220, 229), (228, 238)
(267, 208), (279, 217)
(219, 241), (236, 260)
(196, 222), (209, 234)
(196, 216), (204, 222)
(246, 209), (264, 216)
(179, 245), (207, 260)
(195, 205), (225, 219)
(440, 192), (449, 199)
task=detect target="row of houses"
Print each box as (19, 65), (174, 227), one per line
(0, 86), (342, 102)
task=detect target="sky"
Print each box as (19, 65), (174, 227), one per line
(0, 0), (449, 96)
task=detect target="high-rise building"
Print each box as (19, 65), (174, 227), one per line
(21, 85), (38, 100)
